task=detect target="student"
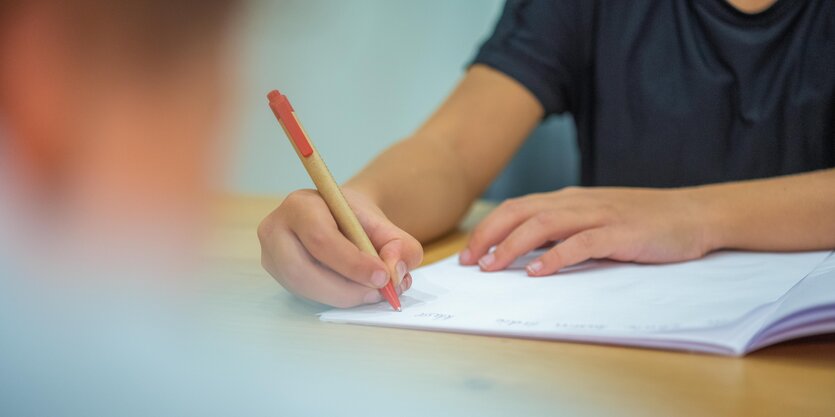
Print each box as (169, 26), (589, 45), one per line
(258, 0), (835, 308)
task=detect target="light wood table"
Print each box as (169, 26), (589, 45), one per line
(208, 195), (835, 417)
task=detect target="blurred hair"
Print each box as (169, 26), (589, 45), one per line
(0, 0), (241, 67)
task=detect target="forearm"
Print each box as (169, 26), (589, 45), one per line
(346, 65), (543, 243)
(693, 168), (835, 252)
(345, 135), (476, 243)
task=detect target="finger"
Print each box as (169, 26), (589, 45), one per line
(461, 196), (552, 265)
(480, 210), (598, 272)
(359, 211), (424, 269)
(401, 273), (413, 293)
(380, 242), (407, 287)
(297, 262), (387, 308)
(340, 188), (424, 283)
(276, 189), (391, 288)
(273, 233), (387, 308)
(291, 211), (391, 289)
(360, 209), (423, 287)
(526, 228), (617, 276)
(378, 237), (423, 286)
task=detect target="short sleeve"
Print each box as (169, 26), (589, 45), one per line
(472, 0), (585, 116)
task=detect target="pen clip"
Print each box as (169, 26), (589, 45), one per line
(268, 90), (314, 158)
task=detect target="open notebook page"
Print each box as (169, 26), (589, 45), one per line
(320, 250), (832, 355)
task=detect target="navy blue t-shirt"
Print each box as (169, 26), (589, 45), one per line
(473, 0), (835, 187)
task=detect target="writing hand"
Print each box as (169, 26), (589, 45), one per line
(258, 188), (422, 307)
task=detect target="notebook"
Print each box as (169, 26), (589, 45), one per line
(320, 250), (835, 356)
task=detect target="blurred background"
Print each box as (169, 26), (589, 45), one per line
(228, 0), (579, 199)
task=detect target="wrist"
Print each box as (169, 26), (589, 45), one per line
(679, 185), (733, 253)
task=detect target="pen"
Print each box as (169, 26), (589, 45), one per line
(267, 90), (402, 311)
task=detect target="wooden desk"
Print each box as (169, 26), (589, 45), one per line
(208, 194), (835, 417)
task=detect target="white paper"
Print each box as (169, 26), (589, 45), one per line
(320, 250), (832, 355)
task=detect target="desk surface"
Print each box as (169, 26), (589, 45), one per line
(208, 195), (835, 417)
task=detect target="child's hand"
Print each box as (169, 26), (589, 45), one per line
(460, 187), (713, 276)
(258, 188), (422, 307)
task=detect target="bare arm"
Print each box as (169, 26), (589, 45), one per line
(463, 168), (835, 276)
(345, 64), (543, 242)
(697, 168), (835, 252)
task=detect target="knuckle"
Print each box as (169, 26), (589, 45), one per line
(280, 189), (319, 212)
(575, 232), (597, 250)
(543, 247), (564, 265)
(533, 211), (555, 227)
(493, 242), (509, 257)
(256, 217), (273, 243)
(493, 245), (513, 261)
(281, 190), (303, 207)
(496, 236), (523, 257)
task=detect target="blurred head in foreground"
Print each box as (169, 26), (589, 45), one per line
(1, 3), (247, 415)
(0, 0), (241, 276)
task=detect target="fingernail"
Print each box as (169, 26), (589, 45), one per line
(526, 261), (543, 275)
(401, 273), (412, 292)
(478, 253), (495, 269)
(363, 291), (382, 304)
(370, 270), (388, 288)
(395, 261), (407, 281)
(459, 249), (472, 264)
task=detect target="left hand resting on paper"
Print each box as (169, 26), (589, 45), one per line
(459, 187), (712, 276)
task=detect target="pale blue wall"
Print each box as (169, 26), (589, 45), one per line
(226, 0), (579, 196)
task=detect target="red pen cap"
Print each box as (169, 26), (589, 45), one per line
(268, 90), (313, 157)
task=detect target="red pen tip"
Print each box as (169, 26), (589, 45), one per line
(380, 282), (401, 311)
